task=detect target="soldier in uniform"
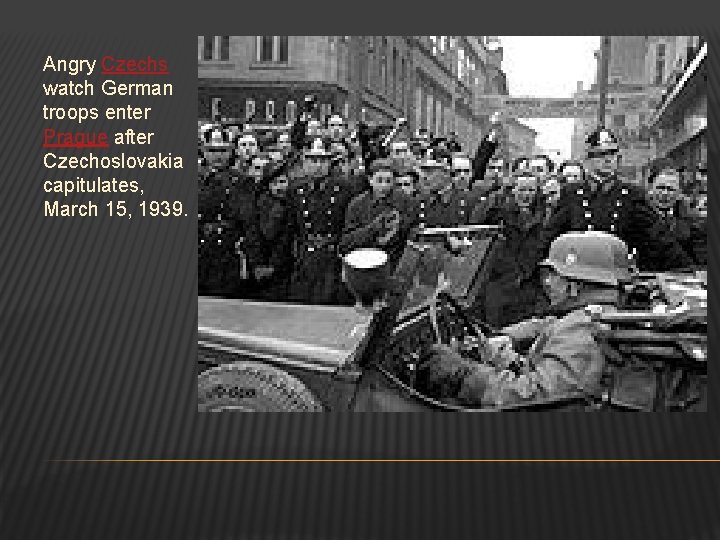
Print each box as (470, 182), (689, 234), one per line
(340, 158), (419, 271)
(395, 165), (421, 199)
(415, 120), (501, 230)
(417, 232), (656, 410)
(648, 168), (707, 266)
(198, 125), (248, 296)
(327, 114), (347, 143)
(558, 160), (585, 186)
(286, 138), (361, 304)
(544, 127), (693, 271)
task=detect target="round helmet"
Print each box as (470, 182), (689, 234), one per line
(586, 127), (619, 158)
(305, 137), (331, 157)
(201, 124), (234, 149)
(539, 231), (631, 286)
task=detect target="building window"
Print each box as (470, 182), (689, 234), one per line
(285, 101), (296, 123)
(245, 99), (256, 121)
(393, 47), (398, 104)
(266, 100), (275, 122)
(256, 36), (289, 63)
(401, 58), (407, 108)
(201, 36), (231, 61)
(613, 114), (625, 128)
(380, 38), (388, 94)
(203, 36), (214, 60)
(259, 36), (274, 61)
(219, 37), (230, 61)
(211, 97), (222, 121)
(278, 36), (288, 62)
(457, 48), (465, 80)
(655, 60), (665, 85)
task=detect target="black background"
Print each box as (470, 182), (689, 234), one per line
(1, 2), (718, 538)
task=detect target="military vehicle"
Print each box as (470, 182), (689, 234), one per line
(198, 226), (706, 412)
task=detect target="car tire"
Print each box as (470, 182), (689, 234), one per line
(198, 361), (324, 412)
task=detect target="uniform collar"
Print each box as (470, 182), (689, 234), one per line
(549, 288), (619, 316)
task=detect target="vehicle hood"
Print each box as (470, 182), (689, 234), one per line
(199, 298), (373, 372)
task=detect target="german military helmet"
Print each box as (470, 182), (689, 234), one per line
(305, 137), (331, 157)
(201, 124), (234, 149)
(539, 231), (631, 286)
(586, 127), (619, 158)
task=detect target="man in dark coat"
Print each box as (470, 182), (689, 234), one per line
(286, 138), (363, 304)
(470, 172), (548, 327)
(250, 163), (294, 301)
(648, 168), (707, 266)
(340, 158), (419, 271)
(543, 127), (693, 272)
(198, 125), (249, 296)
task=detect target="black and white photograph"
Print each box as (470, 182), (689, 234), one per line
(196, 36), (707, 412)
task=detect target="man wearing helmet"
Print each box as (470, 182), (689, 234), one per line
(558, 161), (585, 185)
(285, 137), (362, 304)
(198, 124), (248, 296)
(544, 127), (693, 271)
(327, 114), (346, 143)
(417, 232), (656, 409)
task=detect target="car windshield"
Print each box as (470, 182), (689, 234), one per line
(398, 226), (501, 314)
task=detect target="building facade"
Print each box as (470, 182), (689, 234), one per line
(571, 37), (666, 183)
(645, 37), (706, 186)
(505, 118), (537, 163)
(198, 36), (507, 152)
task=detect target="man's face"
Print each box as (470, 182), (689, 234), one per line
(451, 157), (472, 190)
(277, 134), (291, 152)
(513, 175), (537, 209)
(249, 158), (269, 184)
(390, 141), (411, 160)
(420, 167), (449, 193)
(585, 152), (619, 182)
(327, 117), (345, 141)
(203, 146), (232, 168)
(332, 156), (352, 177)
(562, 165), (584, 185)
(543, 269), (570, 306)
(303, 154), (330, 178)
(652, 173), (681, 210)
(369, 170), (394, 196)
(307, 120), (322, 138)
(542, 178), (561, 207)
(529, 158), (552, 183)
(395, 174), (416, 197)
(486, 160), (505, 184)
(236, 136), (258, 160)
(269, 175), (289, 197)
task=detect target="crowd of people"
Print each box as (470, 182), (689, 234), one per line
(198, 97), (707, 332)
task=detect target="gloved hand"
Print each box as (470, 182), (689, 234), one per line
(254, 266), (275, 280)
